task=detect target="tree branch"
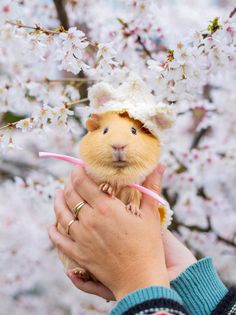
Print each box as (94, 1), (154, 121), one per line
(6, 20), (63, 35)
(229, 7), (236, 18)
(136, 35), (153, 58)
(0, 98), (89, 131)
(53, 0), (69, 29)
(52, 0), (90, 99)
(45, 78), (96, 83)
(190, 127), (210, 150)
(171, 217), (236, 249)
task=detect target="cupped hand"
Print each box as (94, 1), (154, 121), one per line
(66, 269), (115, 301)
(48, 164), (170, 301)
(163, 229), (197, 281)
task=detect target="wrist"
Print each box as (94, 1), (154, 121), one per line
(172, 259), (197, 280)
(113, 268), (170, 301)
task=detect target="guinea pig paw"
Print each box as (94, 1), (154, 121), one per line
(70, 267), (90, 281)
(99, 182), (114, 196)
(126, 203), (142, 217)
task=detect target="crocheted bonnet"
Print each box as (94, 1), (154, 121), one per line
(87, 72), (176, 140)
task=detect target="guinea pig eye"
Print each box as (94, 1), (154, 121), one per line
(131, 127), (137, 135)
(103, 127), (109, 134)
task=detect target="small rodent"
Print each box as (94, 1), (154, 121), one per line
(58, 111), (161, 280)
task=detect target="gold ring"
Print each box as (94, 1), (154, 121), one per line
(66, 219), (77, 235)
(72, 201), (86, 219)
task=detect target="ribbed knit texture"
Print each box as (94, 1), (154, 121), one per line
(171, 257), (228, 315)
(110, 286), (183, 315)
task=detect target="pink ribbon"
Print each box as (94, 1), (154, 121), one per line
(39, 152), (167, 206)
(127, 183), (168, 206)
(39, 152), (85, 167)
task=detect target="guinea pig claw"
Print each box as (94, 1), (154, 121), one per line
(126, 203), (142, 217)
(70, 267), (90, 281)
(108, 186), (113, 195)
(99, 183), (114, 196)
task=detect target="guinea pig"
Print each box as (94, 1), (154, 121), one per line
(58, 111), (162, 280)
(79, 111), (161, 210)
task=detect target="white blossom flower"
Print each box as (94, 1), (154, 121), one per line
(96, 42), (118, 75)
(59, 27), (89, 50)
(50, 105), (74, 126)
(56, 50), (91, 74)
(16, 118), (35, 132)
(33, 105), (51, 127)
(1, 1), (236, 314)
(55, 27), (90, 75)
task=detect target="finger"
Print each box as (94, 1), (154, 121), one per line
(141, 164), (165, 211)
(48, 225), (83, 265)
(54, 189), (80, 238)
(67, 272), (115, 301)
(64, 177), (93, 219)
(70, 166), (112, 211)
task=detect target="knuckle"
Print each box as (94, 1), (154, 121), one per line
(96, 200), (109, 214)
(72, 174), (83, 189)
(148, 182), (161, 193)
(64, 186), (72, 200)
(81, 214), (95, 229)
(71, 166), (84, 187)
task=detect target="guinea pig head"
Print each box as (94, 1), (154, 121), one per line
(79, 111), (161, 183)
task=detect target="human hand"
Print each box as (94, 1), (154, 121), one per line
(48, 164), (169, 301)
(163, 229), (197, 281)
(66, 270), (115, 301)
(49, 188), (114, 301)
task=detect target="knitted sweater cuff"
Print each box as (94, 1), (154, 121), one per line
(171, 257), (228, 315)
(110, 286), (183, 315)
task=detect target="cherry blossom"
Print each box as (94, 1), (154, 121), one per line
(0, 1), (236, 314)
(55, 27), (90, 75)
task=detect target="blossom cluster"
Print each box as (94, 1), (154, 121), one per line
(0, 0), (236, 314)
(147, 17), (236, 104)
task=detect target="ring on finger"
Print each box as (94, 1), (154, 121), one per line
(66, 219), (77, 235)
(72, 201), (87, 219)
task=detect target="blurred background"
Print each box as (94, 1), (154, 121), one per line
(0, 0), (235, 314)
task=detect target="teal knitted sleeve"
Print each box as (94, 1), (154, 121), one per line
(170, 257), (228, 315)
(109, 286), (186, 315)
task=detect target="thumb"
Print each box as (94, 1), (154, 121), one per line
(140, 163), (165, 212)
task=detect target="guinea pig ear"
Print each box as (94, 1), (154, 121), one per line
(88, 83), (114, 109)
(86, 114), (100, 131)
(150, 105), (176, 130)
(150, 114), (174, 130)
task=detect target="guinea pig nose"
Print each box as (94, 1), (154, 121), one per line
(112, 144), (126, 151)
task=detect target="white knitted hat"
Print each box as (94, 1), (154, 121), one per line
(87, 73), (176, 140)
